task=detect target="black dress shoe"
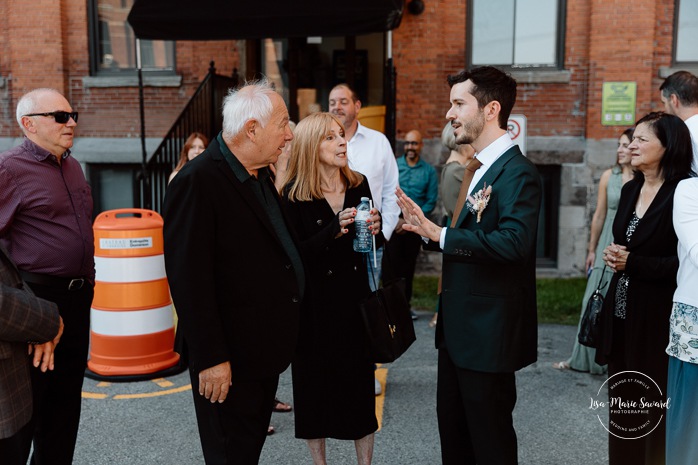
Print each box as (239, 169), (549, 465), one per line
(410, 309), (419, 320)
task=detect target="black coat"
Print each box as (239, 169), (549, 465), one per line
(595, 177), (680, 383)
(282, 177), (383, 439)
(163, 136), (303, 381)
(282, 177), (384, 360)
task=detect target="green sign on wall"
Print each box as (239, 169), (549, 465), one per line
(602, 82), (637, 126)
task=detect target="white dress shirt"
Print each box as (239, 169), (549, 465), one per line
(672, 178), (698, 309)
(684, 114), (698, 173)
(347, 121), (400, 240)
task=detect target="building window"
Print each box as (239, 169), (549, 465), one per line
(88, 0), (175, 75)
(468, 0), (565, 69)
(88, 164), (139, 218)
(675, 0), (698, 64)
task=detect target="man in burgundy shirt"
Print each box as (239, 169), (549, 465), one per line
(0, 88), (94, 465)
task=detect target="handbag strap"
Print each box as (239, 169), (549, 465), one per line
(366, 252), (379, 291)
(364, 238), (398, 291)
(595, 264), (609, 292)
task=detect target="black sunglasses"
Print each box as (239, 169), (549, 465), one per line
(24, 111), (79, 124)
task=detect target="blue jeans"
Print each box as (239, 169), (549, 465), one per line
(667, 356), (698, 465)
(366, 246), (384, 292)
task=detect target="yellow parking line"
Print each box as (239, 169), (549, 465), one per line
(113, 384), (192, 399)
(375, 365), (388, 431)
(82, 392), (109, 399)
(96, 381), (111, 388)
(152, 378), (174, 388)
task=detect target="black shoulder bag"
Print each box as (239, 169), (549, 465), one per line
(359, 249), (416, 363)
(577, 265), (609, 348)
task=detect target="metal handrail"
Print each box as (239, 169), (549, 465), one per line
(136, 62), (239, 212)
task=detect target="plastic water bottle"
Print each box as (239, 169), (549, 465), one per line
(353, 197), (372, 253)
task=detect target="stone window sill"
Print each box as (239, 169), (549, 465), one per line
(82, 75), (182, 88)
(509, 69), (571, 84)
(659, 66), (698, 78)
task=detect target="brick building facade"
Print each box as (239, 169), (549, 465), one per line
(0, 0), (694, 276)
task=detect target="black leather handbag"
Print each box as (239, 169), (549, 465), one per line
(359, 248), (416, 363)
(578, 265), (609, 348)
(360, 277), (416, 363)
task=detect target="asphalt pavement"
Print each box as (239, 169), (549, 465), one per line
(74, 314), (609, 464)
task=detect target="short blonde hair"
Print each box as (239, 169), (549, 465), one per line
(283, 112), (363, 201)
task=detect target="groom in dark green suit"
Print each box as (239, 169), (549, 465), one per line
(397, 66), (541, 464)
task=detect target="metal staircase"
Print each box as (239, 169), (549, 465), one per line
(135, 62), (239, 212)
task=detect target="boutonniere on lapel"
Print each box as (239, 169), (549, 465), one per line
(466, 183), (493, 223)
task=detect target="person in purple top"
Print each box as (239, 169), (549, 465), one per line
(0, 88), (94, 465)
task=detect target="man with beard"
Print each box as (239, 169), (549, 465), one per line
(395, 66), (541, 464)
(383, 130), (438, 318)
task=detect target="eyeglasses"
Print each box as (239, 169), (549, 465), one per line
(405, 141), (420, 146)
(23, 111), (79, 124)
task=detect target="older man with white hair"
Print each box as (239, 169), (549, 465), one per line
(163, 80), (304, 465)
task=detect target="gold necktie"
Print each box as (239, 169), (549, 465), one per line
(450, 157), (483, 227)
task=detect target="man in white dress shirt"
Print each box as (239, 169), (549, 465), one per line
(660, 70), (698, 170)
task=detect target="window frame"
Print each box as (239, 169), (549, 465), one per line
(466, 0), (567, 71)
(672, 0), (698, 66)
(87, 0), (176, 77)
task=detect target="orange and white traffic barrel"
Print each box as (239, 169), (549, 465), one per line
(87, 208), (180, 378)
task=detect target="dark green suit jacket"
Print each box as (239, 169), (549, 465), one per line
(428, 144), (541, 373)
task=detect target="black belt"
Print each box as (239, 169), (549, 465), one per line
(20, 270), (86, 291)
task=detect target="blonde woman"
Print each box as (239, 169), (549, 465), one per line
(281, 113), (382, 465)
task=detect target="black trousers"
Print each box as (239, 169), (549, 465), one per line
(383, 231), (423, 304)
(436, 349), (518, 465)
(190, 369), (279, 465)
(15, 281), (92, 465)
(0, 422), (33, 465)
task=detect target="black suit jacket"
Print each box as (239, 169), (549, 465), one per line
(595, 177), (680, 382)
(428, 145), (541, 373)
(163, 136), (303, 381)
